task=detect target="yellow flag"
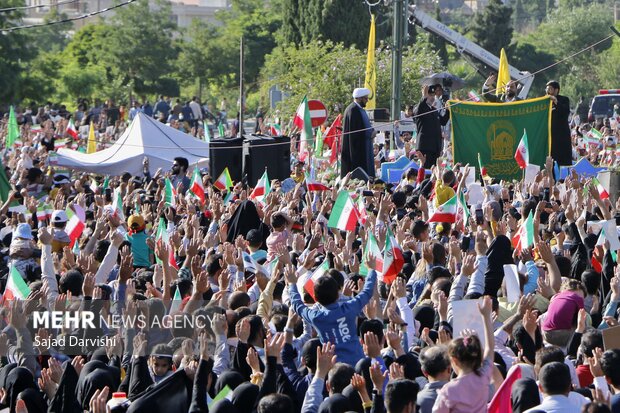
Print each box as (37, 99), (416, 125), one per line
(87, 122), (97, 154)
(496, 48), (511, 96)
(364, 14), (376, 110)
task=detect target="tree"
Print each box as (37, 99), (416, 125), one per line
(106, 0), (179, 97)
(0, 0), (35, 103)
(469, 0), (513, 56)
(260, 36), (443, 117)
(513, 0), (527, 33)
(280, 0), (388, 49)
(430, 5), (449, 66)
(176, 0), (281, 102)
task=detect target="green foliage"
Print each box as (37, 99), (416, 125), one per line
(107, 0), (179, 97)
(597, 26), (620, 89)
(469, 0), (513, 56)
(431, 5), (449, 66)
(0, 0), (32, 103)
(281, 0), (391, 49)
(260, 36), (443, 118)
(513, 0), (527, 33)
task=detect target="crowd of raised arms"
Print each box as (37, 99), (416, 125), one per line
(0, 99), (620, 413)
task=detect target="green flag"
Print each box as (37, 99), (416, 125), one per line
(0, 159), (10, 203)
(204, 121), (211, 142)
(7, 106), (19, 149)
(218, 123), (225, 138)
(315, 128), (324, 156)
(451, 96), (552, 181)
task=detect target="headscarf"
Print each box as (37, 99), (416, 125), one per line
(226, 201), (269, 245)
(214, 370), (245, 394)
(231, 382), (259, 413)
(17, 388), (46, 413)
(126, 370), (192, 413)
(0, 364), (17, 390)
(210, 399), (240, 413)
(5, 367), (36, 413)
(48, 360), (81, 413)
(77, 369), (117, 410)
(511, 378), (541, 413)
(484, 235), (514, 297)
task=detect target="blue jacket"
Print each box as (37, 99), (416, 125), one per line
(290, 270), (377, 367)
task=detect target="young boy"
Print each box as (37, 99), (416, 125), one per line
(286, 259), (378, 367)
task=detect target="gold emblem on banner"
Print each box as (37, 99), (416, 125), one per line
(487, 120), (516, 161)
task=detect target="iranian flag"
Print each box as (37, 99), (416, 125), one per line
(327, 191), (359, 231)
(250, 170), (270, 202)
(169, 287), (183, 315)
(592, 177), (610, 200)
(112, 187), (125, 220)
(478, 153), (491, 183)
(36, 203), (53, 221)
(269, 124), (281, 136)
(66, 119), (78, 139)
(66, 205), (86, 248)
(512, 212), (535, 254)
(428, 194), (458, 223)
(294, 96), (313, 162)
(468, 90), (482, 102)
(297, 259), (329, 300)
(213, 167), (233, 192)
(4, 266), (31, 302)
(209, 385), (233, 408)
(323, 114), (342, 149)
(360, 232), (383, 276)
(164, 178), (177, 208)
(305, 173), (329, 191)
(188, 167), (206, 206)
(155, 217), (179, 270)
(514, 129), (529, 169)
(382, 228), (404, 284)
(357, 197), (368, 226)
(457, 190), (470, 223)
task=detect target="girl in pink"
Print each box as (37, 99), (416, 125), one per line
(433, 296), (495, 413)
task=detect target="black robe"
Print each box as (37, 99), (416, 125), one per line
(413, 97), (449, 168)
(550, 94), (572, 166)
(340, 102), (374, 178)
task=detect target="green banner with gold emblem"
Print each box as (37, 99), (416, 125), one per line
(449, 96), (552, 181)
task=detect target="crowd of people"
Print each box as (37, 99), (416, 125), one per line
(0, 87), (619, 413)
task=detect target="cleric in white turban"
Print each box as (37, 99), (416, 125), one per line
(340, 87), (376, 178)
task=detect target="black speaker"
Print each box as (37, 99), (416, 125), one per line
(243, 135), (291, 187)
(350, 167), (370, 182)
(209, 137), (244, 184)
(367, 108), (390, 122)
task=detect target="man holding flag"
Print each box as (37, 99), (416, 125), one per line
(341, 88), (376, 178)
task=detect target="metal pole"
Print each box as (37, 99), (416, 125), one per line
(239, 36), (244, 138)
(391, 0), (404, 123)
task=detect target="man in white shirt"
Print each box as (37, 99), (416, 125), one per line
(525, 362), (580, 413)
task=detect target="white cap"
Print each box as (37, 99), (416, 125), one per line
(352, 87), (371, 98)
(51, 210), (68, 223)
(14, 223), (33, 240)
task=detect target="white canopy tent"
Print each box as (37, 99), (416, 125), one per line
(54, 112), (210, 176)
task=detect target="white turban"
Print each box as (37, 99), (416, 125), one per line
(352, 88), (371, 98)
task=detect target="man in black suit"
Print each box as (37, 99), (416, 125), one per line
(340, 88), (376, 178)
(414, 85), (450, 169)
(546, 80), (572, 166)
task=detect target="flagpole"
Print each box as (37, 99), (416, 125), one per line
(239, 36), (244, 139)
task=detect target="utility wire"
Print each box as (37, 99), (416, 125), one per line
(1, 0), (136, 32)
(0, 0), (79, 13)
(0, 27), (615, 149)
